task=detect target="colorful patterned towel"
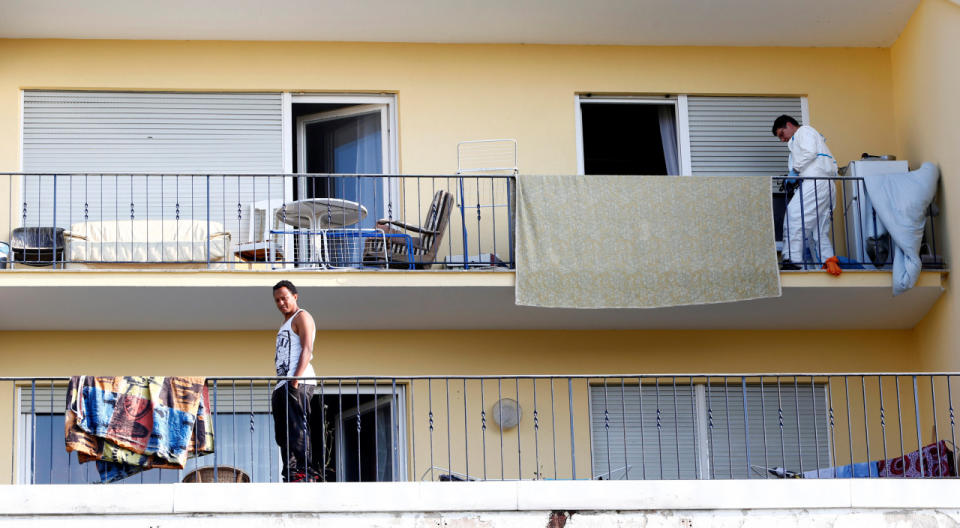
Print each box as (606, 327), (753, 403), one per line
(64, 376), (214, 483)
(877, 440), (956, 478)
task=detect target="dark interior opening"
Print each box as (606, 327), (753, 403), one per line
(581, 103), (670, 175)
(310, 392), (394, 482)
(291, 103), (355, 200)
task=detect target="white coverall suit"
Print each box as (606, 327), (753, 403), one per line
(783, 125), (837, 265)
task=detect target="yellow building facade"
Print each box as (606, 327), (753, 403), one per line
(0, 0), (956, 488)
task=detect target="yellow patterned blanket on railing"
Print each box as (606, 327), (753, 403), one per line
(515, 175), (781, 308)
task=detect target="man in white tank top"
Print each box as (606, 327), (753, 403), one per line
(271, 280), (318, 482)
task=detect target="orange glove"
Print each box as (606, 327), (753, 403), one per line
(823, 256), (842, 276)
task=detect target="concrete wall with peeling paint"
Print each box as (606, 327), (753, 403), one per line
(3, 480), (960, 527)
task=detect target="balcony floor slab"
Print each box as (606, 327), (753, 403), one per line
(0, 270), (946, 330)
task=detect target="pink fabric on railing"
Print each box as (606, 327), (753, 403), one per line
(876, 440), (956, 478)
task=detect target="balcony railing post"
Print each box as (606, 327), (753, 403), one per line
(861, 376), (870, 473)
(706, 376), (715, 480)
(355, 379), (361, 482)
(742, 376), (751, 480)
(723, 376), (732, 478)
(567, 377), (576, 480)
(458, 175), (469, 270)
(515, 376), (522, 479)
(948, 376), (957, 477)
(463, 378), (469, 481)
(52, 175), (57, 268)
(913, 375), (925, 475)
(619, 378), (627, 480)
(213, 379), (219, 482)
(931, 377), (942, 475)
(480, 378), (487, 481)
(895, 376), (906, 478)
(811, 376), (822, 477)
(602, 377), (611, 479)
(445, 377), (452, 481)
(759, 377), (768, 479)
(795, 377), (803, 475)
(391, 378), (398, 482)
(206, 175), (211, 269)
(428, 379), (435, 481)
(638, 376), (647, 480)
(30, 379), (36, 485)
(843, 376), (853, 473)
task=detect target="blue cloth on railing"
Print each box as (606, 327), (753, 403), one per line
(802, 461), (879, 479)
(863, 162), (939, 295)
(836, 256), (865, 270)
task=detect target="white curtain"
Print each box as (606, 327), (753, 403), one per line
(658, 105), (680, 176)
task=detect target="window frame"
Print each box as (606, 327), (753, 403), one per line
(574, 95), (691, 176)
(574, 94), (811, 178)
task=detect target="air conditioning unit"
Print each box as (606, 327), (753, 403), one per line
(843, 160), (909, 267)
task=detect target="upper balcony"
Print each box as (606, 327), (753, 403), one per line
(0, 172), (947, 331)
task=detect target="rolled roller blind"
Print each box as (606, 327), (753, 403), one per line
(687, 96), (802, 177)
(20, 91), (285, 240)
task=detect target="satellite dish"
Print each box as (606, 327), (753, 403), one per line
(491, 398), (522, 430)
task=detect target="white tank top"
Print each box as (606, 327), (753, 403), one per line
(275, 309), (317, 389)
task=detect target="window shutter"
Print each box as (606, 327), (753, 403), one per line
(706, 382), (830, 479)
(20, 91), (285, 238)
(687, 96), (802, 177)
(590, 383), (699, 480)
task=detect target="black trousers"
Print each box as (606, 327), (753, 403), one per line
(272, 384), (314, 481)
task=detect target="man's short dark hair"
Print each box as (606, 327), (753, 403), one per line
(273, 280), (297, 295)
(772, 115), (800, 136)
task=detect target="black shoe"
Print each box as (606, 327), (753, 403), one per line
(780, 260), (801, 271)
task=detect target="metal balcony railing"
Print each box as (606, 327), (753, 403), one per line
(771, 175), (943, 270)
(1, 173), (516, 270)
(5, 373), (960, 484)
(0, 173), (944, 271)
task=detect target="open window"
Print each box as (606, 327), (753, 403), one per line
(286, 95), (399, 265)
(295, 104), (390, 228)
(576, 97), (683, 175)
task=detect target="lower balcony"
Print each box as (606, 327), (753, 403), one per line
(7, 373), (958, 485)
(6, 373), (960, 525)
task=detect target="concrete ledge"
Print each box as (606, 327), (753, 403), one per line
(5, 480), (960, 516)
(515, 479), (853, 510)
(0, 483), (175, 514)
(173, 481), (520, 513)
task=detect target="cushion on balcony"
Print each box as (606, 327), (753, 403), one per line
(64, 219), (232, 268)
(515, 175), (781, 308)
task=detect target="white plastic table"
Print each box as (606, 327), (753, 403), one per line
(274, 198), (369, 267)
(274, 198), (368, 229)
